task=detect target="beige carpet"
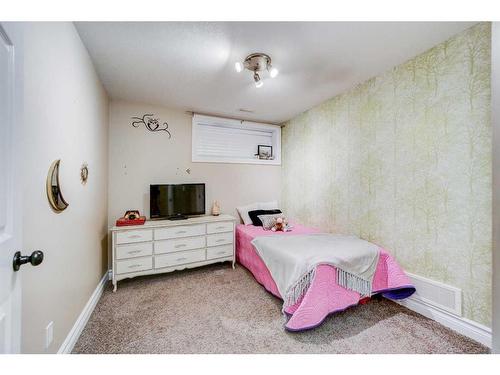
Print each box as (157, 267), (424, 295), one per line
(73, 263), (488, 354)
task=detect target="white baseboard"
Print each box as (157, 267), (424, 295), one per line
(405, 272), (462, 315)
(398, 296), (492, 348)
(57, 271), (109, 354)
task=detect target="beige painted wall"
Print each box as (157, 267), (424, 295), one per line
(21, 23), (109, 353)
(282, 23), (492, 326)
(108, 100), (281, 227)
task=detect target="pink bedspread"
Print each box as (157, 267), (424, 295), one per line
(236, 224), (415, 331)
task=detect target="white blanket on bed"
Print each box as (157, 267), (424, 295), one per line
(251, 234), (380, 309)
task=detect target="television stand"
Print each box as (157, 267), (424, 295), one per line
(169, 214), (188, 221)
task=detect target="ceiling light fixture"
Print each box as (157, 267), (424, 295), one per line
(269, 66), (279, 78)
(253, 72), (263, 88)
(235, 53), (279, 88)
(235, 62), (243, 73)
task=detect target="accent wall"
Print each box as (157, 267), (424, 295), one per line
(282, 23), (491, 325)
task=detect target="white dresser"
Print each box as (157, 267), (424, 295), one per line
(110, 214), (236, 291)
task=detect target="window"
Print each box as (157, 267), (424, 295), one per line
(191, 114), (281, 165)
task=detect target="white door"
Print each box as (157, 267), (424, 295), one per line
(0, 23), (22, 354)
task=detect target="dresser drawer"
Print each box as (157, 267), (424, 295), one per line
(207, 232), (233, 247)
(154, 224), (206, 240)
(206, 244), (233, 260)
(116, 229), (153, 244)
(116, 256), (152, 274)
(206, 221), (234, 234)
(154, 236), (205, 255)
(116, 242), (153, 260)
(155, 249), (206, 269)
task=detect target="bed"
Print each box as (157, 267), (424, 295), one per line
(236, 223), (415, 331)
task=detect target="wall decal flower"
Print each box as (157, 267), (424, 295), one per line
(131, 114), (172, 138)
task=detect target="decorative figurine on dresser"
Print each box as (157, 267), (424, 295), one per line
(110, 183), (236, 292)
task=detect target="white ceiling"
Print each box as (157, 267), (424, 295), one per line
(75, 22), (476, 124)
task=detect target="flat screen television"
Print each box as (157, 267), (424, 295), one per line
(150, 183), (205, 220)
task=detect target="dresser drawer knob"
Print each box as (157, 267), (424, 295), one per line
(176, 230), (187, 234)
(176, 257), (187, 262)
(128, 234), (141, 239)
(128, 264), (142, 269)
(215, 239), (225, 243)
(127, 250), (141, 254)
(216, 226), (225, 230)
(175, 244), (187, 249)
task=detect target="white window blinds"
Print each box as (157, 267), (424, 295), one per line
(192, 114), (281, 165)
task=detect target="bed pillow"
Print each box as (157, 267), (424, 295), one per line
(248, 209), (282, 226)
(236, 201), (279, 225)
(236, 202), (260, 225)
(258, 213), (285, 230)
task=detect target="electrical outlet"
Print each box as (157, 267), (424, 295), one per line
(45, 321), (53, 349)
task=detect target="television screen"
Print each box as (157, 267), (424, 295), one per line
(150, 184), (205, 219)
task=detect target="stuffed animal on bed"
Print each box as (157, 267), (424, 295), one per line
(271, 217), (289, 232)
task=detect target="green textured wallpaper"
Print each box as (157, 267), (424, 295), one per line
(282, 23), (492, 326)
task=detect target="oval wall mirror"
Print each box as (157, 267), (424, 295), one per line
(46, 159), (69, 212)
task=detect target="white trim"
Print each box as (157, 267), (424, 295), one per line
(492, 21), (500, 355)
(405, 272), (462, 316)
(57, 271), (109, 354)
(397, 296), (492, 348)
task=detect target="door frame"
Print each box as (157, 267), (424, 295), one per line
(492, 21), (500, 354)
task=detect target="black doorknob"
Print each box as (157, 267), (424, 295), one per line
(12, 250), (44, 272)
